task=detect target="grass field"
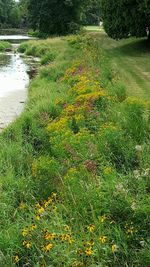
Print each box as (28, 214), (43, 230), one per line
(92, 31), (150, 99)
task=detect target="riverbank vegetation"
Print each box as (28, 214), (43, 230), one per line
(0, 33), (150, 266)
(0, 41), (11, 51)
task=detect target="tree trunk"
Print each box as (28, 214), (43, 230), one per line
(147, 28), (150, 41)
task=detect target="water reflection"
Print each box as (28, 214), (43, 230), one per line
(0, 52), (29, 98)
(0, 35), (35, 40)
(0, 48), (29, 129)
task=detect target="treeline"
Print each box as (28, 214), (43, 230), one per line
(82, 0), (101, 26)
(0, 0), (27, 28)
(28, 0), (101, 35)
(0, 0), (101, 33)
(100, 0), (150, 40)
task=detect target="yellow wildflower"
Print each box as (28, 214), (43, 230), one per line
(126, 227), (135, 235)
(44, 201), (50, 208)
(99, 215), (107, 223)
(99, 235), (107, 244)
(35, 214), (41, 220)
(85, 248), (93, 256)
(47, 197), (53, 203)
(19, 202), (25, 209)
(64, 225), (71, 231)
(60, 233), (72, 242)
(103, 167), (112, 175)
(38, 207), (45, 214)
(21, 228), (29, 237)
(86, 240), (94, 246)
(110, 220), (115, 224)
(23, 241), (32, 249)
(87, 224), (95, 232)
(44, 233), (56, 241)
(51, 192), (57, 198)
(30, 224), (37, 230)
(112, 244), (119, 253)
(14, 255), (20, 263)
(75, 92), (106, 103)
(35, 203), (41, 208)
(42, 243), (53, 253)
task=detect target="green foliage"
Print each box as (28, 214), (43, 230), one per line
(101, 0), (150, 40)
(82, 0), (101, 25)
(112, 82), (127, 102)
(0, 41), (11, 51)
(28, 0), (88, 35)
(0, 0), (21, 28)
(40, 52), (56, 65)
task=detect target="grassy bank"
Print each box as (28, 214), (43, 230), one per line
(91, 31), (150, 100)
(0, 34), (150, 266)
(0, 41), (11, 51)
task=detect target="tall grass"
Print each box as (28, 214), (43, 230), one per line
(0, 34), (150, 266)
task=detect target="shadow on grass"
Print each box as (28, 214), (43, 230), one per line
(109, 38), (150, 57)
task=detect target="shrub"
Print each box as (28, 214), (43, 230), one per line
(41, 52), (56, 65)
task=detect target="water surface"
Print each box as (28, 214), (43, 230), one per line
(0, 42), (30, 129)
(0, 35), (35, 41)
(0, 52), (29, 98)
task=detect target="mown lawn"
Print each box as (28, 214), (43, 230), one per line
(91, 31), (150, 99)
(85, 26), (102, 32)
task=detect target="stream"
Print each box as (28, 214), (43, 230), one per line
(0, 35), (36, 130)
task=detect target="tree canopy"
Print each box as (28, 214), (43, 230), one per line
(0, 0), (13, 27)
(82, 0), (101, 26)
(28, 0), (87, 35)
(0, 0), (26, 28)
(101, 0), (150, 40)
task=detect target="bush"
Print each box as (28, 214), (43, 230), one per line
(41, 52), (56, 65)
(0, 41), (11, 51)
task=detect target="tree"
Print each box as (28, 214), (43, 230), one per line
(0, 0), (22, 28)
(28, 0), (87, 35)
(0, 0), (13, 27)
(18, 0), (29, 27)
(100, 0), (150, 40)
(82, 0), (101, 26)
(9, 5), (21, 27)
